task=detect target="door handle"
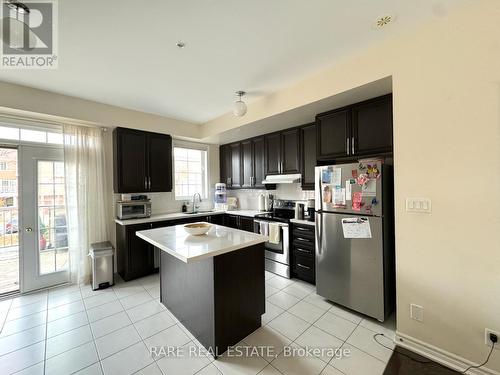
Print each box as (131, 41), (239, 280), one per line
(25, 227), (33, 232)
(351, 137), (355, 155)
(315, 213), (322, 255)
(144, 177), (147, 190)
(148, 176), (151, 190)
(346, 138), (349, 155)
(297, 263), (311, 270)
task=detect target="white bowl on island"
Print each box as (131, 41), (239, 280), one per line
(183, 222), (212, 236)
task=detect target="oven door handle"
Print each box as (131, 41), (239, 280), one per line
(254, 220), (288, 227)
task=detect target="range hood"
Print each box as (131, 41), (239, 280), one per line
(262, 174), (302, 185)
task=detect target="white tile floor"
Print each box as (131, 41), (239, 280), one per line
(0, 272), (395, 375)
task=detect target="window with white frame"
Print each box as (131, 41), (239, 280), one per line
(0, 124), (63, 145)
(173, 144), (208, 200)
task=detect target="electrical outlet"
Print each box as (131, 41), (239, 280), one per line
(406, 198), (432, 213)
(485, 329), (500, 349)
(410, 304), (424, 322)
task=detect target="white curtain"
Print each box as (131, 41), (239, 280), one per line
(63, 124), (110, 285)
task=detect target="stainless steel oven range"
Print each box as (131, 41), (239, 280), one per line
(254, 199), (296, 278)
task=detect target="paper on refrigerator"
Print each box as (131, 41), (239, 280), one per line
(332, 168), (342, 187)
(341, 218), (372, 239)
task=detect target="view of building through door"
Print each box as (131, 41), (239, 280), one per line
(0, 148), (19, 294)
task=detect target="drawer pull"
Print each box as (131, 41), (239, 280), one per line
(296, 248), (311, 254)
(297, 263), (311, 270)
(296, 237), (312, 242)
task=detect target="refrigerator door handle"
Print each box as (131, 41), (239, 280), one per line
(315, 213), (322, 255)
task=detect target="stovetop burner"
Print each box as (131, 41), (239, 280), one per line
(254, 199), (297, 223)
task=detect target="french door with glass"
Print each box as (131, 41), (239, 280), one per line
(20, 145), (69, 292)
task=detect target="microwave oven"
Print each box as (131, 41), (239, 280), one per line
(116, 200), (152, 220)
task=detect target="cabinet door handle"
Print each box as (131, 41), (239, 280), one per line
(148, 177), (151, 190)
(144, 177), (147, 190)
(297, 263), (311, 270)
(226, 178), (230, 185)
(351, 137), (355, 155)
(346, 138), (349, 155)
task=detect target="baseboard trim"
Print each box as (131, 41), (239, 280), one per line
(395, 332), (499, 375)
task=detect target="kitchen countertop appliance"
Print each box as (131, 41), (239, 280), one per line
(315, 161), (394, 321)
(254, 199), (296, 278)
(116, 199), (152, 220)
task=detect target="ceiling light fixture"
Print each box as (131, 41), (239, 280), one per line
(233, 91), (247, 117)
(6, 0), (30, 14)
(176, 41), (186, 49)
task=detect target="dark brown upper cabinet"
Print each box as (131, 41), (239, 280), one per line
(113, 127), (172, 193)
(229, 142), (242, 189)
(351, 95), (393, 155)
(264, 133), (281, 175)
(265, 129), (301, 176)
(300, 123), (317, 190)
(316, 109), (351, 160)
(220, 144), (232, 187)
(281, 128), (301, 174)
(252, 137), (265, 189)
(316, 94), (392, 161)
(241, 140), (253, 188)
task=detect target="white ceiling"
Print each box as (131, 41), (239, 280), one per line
(0, 0), (467, 124)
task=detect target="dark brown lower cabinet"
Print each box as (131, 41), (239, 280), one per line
(291, 223), (316, 284)
(224, 215), (254, 232)
(116, 222), (156, 282)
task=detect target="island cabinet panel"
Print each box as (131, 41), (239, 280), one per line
(301, 123), (317, 190)
(160, 243), (265, 356)
(116, 223), (156, 281)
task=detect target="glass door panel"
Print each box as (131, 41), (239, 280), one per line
(20, 145), (69, 292)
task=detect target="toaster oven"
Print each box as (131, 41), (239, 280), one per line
(116, 200), (152, 220)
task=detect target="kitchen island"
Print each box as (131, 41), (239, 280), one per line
(136, 223), (268, 356)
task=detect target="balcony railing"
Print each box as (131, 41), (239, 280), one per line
(0, 207), (18, 249)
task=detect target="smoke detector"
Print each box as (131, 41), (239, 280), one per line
(373, 14), (396, 29)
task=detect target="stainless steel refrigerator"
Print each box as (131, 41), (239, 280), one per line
(315, 161), (394, 322)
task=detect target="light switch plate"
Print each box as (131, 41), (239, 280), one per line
(406, 198), (431, 213)
(410, 304), (424, 322)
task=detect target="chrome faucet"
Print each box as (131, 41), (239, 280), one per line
(192, 193), (202, 213)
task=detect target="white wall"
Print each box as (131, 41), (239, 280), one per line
(228, 184), (314, 210)
(200, 1), (500, 371)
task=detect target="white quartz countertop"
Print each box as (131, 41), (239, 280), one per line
(290, 219), (316, 227)
(115, 210), (267, 226)
(136, 224), (269, 263)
